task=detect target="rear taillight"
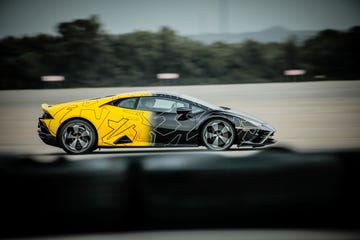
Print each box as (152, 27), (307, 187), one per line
(40, 110), (53, 119)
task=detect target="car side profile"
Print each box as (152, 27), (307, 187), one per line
(38, 91), (276, 154)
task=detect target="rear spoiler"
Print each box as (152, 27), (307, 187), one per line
(41, 103), (52, 110)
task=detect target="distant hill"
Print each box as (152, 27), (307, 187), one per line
(188, 26), (318, 44)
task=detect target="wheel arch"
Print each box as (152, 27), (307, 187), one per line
(56, 117), (98, 147)
(197, 116), (237, 146)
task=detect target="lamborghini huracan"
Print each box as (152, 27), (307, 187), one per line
(38, 91), (276, 154)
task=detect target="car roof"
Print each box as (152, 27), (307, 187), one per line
(116, 90), (181, 97)
(114, 90), (220, 110)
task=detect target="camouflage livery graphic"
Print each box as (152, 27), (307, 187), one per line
(38, 91), (276, 154)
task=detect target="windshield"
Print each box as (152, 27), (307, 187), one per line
(178, 93), (221, 110)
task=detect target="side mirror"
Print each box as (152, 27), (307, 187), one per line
(176, 107), (192, 119)
(177, 107), (191, 114)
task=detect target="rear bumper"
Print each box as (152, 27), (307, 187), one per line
(38, 120), (58, 147)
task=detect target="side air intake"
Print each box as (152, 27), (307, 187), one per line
(114, 135), (132, 144)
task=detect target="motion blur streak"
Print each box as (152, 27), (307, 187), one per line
(0, 81), (359, 239)
(0, 80), (359, 154)
(0, 148), (359, 238)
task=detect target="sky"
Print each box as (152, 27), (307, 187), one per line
(0, 0), (359, 38)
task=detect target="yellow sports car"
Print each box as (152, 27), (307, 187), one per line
(38, 91), (276, 154)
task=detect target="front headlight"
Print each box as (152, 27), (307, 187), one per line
(244, 118), (263, 127)
(235, 118), (263, 130)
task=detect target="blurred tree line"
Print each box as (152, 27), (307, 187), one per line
(1, 16), (359, 89)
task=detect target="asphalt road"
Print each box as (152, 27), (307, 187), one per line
(1, 81), (360, 240)
(0, 80), (359, 157)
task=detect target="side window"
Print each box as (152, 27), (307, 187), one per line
(115, 98), (138, 109)
(138, 97), (157, 111)
(138, 97), (189, 113)
(191, 105), (205, 114)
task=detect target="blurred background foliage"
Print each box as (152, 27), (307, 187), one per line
(0, 16), (359, 89)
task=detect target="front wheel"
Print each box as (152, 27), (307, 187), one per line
(201, 119), (235, 151)
(59, 119), (97, 154)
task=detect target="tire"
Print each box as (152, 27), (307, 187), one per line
(201, 119), (235, 151)
(59, 119), (97, 154)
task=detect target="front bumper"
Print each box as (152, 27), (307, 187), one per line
(236, 124), (276, 147)
(38, 120), (58, 147)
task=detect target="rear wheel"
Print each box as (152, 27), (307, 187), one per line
(202, 119), (235, 151)
(59, 119), (97, 154)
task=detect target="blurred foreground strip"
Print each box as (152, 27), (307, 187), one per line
(0, 147), (360, 238)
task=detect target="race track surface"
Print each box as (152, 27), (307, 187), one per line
(0, 80), (359, 156)
(1, 81), (360, 239)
